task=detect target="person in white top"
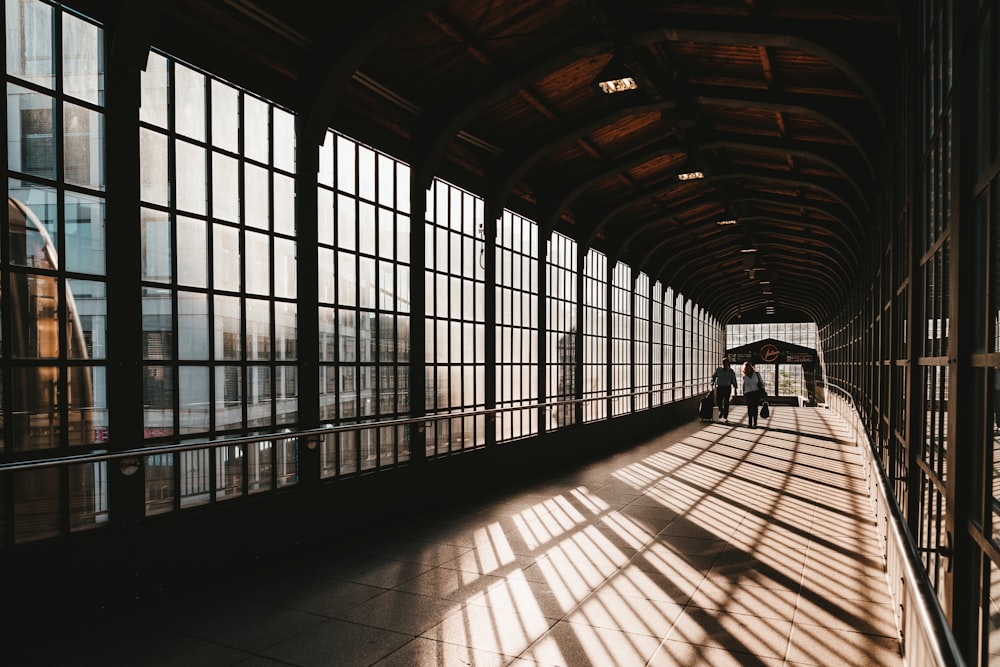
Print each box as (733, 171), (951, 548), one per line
(741, 361), (766, 428)
(711, 358), (738, 423)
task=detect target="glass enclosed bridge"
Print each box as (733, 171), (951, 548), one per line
(0, 1), (996, 665)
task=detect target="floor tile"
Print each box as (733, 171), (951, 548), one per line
(9, 407), (905, 667)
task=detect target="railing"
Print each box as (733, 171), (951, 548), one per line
(0, 382), (705, 544)
(820, 381), (965, 667)
(0, 382), (704, 474)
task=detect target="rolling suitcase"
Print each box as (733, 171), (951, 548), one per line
(699, 391), (714, 422)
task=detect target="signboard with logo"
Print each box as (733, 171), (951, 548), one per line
(725, 338), (817, 366)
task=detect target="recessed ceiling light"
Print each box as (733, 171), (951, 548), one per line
(716, 219), (737, 226)
(677, 171), (704, 181)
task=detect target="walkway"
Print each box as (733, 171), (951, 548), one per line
(8, 406), (903, 666)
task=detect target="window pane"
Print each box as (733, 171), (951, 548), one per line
(179, 367), (209, 434)
(63, 102), (103, 189)
(67, 278), (106, 359)
(212, 223), (240, 291)
(145, 454), (174, 514)
(244, 163), (269, 229)
(245, 230), (270, 295)
(246, 297), (271, 361)
(177, 215), (208, 288)
(141, 207), (170, 282)
(6, 0), (54, 88)
(248, 441), (272, 493)
(64, 190), (104, 274)
(337, 134), (355, 194)
(140, 52), (169, 128)
(273, 107), (294, 173)
(274, 237), (296, 299)
(215, 295), (242, 360)
(143, 365), (174, 439)
(212, 151), (239, 222)
(69, 366), (105, 446)
(179, 448), (209, 506)
(177, 291), (209, 360)
(338, 194), (356, 250)
(8, 84), (55, 178)
(9, 273), (58, 358)
(139, 128), (168, 206)
(274, 172), (294, 236)
(174, 63), (205, 141)
(275, 301), (296, 361)
(215, 365), (242, 430)
(62, 13), (102, 105)
(247, 367), (271, 428)
(318, 246), (334, 303)
(244, 95), (268, 163)
(210, 79), (238, 152)
(176, 140), (206, 214)
(10, 366), (60, 451)
(8, 183), (57, 268)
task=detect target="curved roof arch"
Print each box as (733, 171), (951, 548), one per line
(94, 0), (900, 325)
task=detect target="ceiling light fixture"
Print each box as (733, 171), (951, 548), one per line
(715, 219), (737, 226)
(593, 53), (637, 94)
(677, 171), (704, 181)
(740, 247), (757, 253)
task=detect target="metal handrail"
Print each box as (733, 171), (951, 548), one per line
(820, 380), (965, 667)
(0, 381), (701, 474)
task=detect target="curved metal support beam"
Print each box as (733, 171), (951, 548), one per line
(485, 99), (680, 223)
(538, 137), (687, 235)
(696, 264), (841, 323)
(515, 100), (873, 238)
(692, 92), (879, 178)
(718, 297), (826, 325)
(647, 235), (851, 314)
(414, 27), (612, 192)
(619, 213), (858, 281)
(302, 0), (441, 146)
(582, 168), (865, 249)
(698, 137), (872, 210)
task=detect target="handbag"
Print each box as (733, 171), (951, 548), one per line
(760, 401), (770, 419)
(756, 372), (766, 396)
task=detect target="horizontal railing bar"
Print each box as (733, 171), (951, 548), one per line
(0, 383), (700, 474)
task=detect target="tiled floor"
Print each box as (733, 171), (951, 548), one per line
(8, 406), (903, 666)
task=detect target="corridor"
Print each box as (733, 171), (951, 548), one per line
(9, 406), (902, 667)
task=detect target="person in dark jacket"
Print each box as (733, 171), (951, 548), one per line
(711, 358), (738, 423)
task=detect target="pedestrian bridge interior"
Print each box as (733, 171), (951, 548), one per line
(0, 1), (997, 666)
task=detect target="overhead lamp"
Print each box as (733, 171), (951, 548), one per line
(677, 171), (704, 181)
(740, 247), (757, 253)
(594, 52), (638, 94)
(715, 219), (737, 226)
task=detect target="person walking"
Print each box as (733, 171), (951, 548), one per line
(711, 357), (738, 423)
(741, 361), (766, 428)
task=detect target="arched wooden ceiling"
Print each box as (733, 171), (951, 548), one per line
(81, 0), (902, 324)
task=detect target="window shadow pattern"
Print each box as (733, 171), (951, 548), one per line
(6, 406), (902, 666)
